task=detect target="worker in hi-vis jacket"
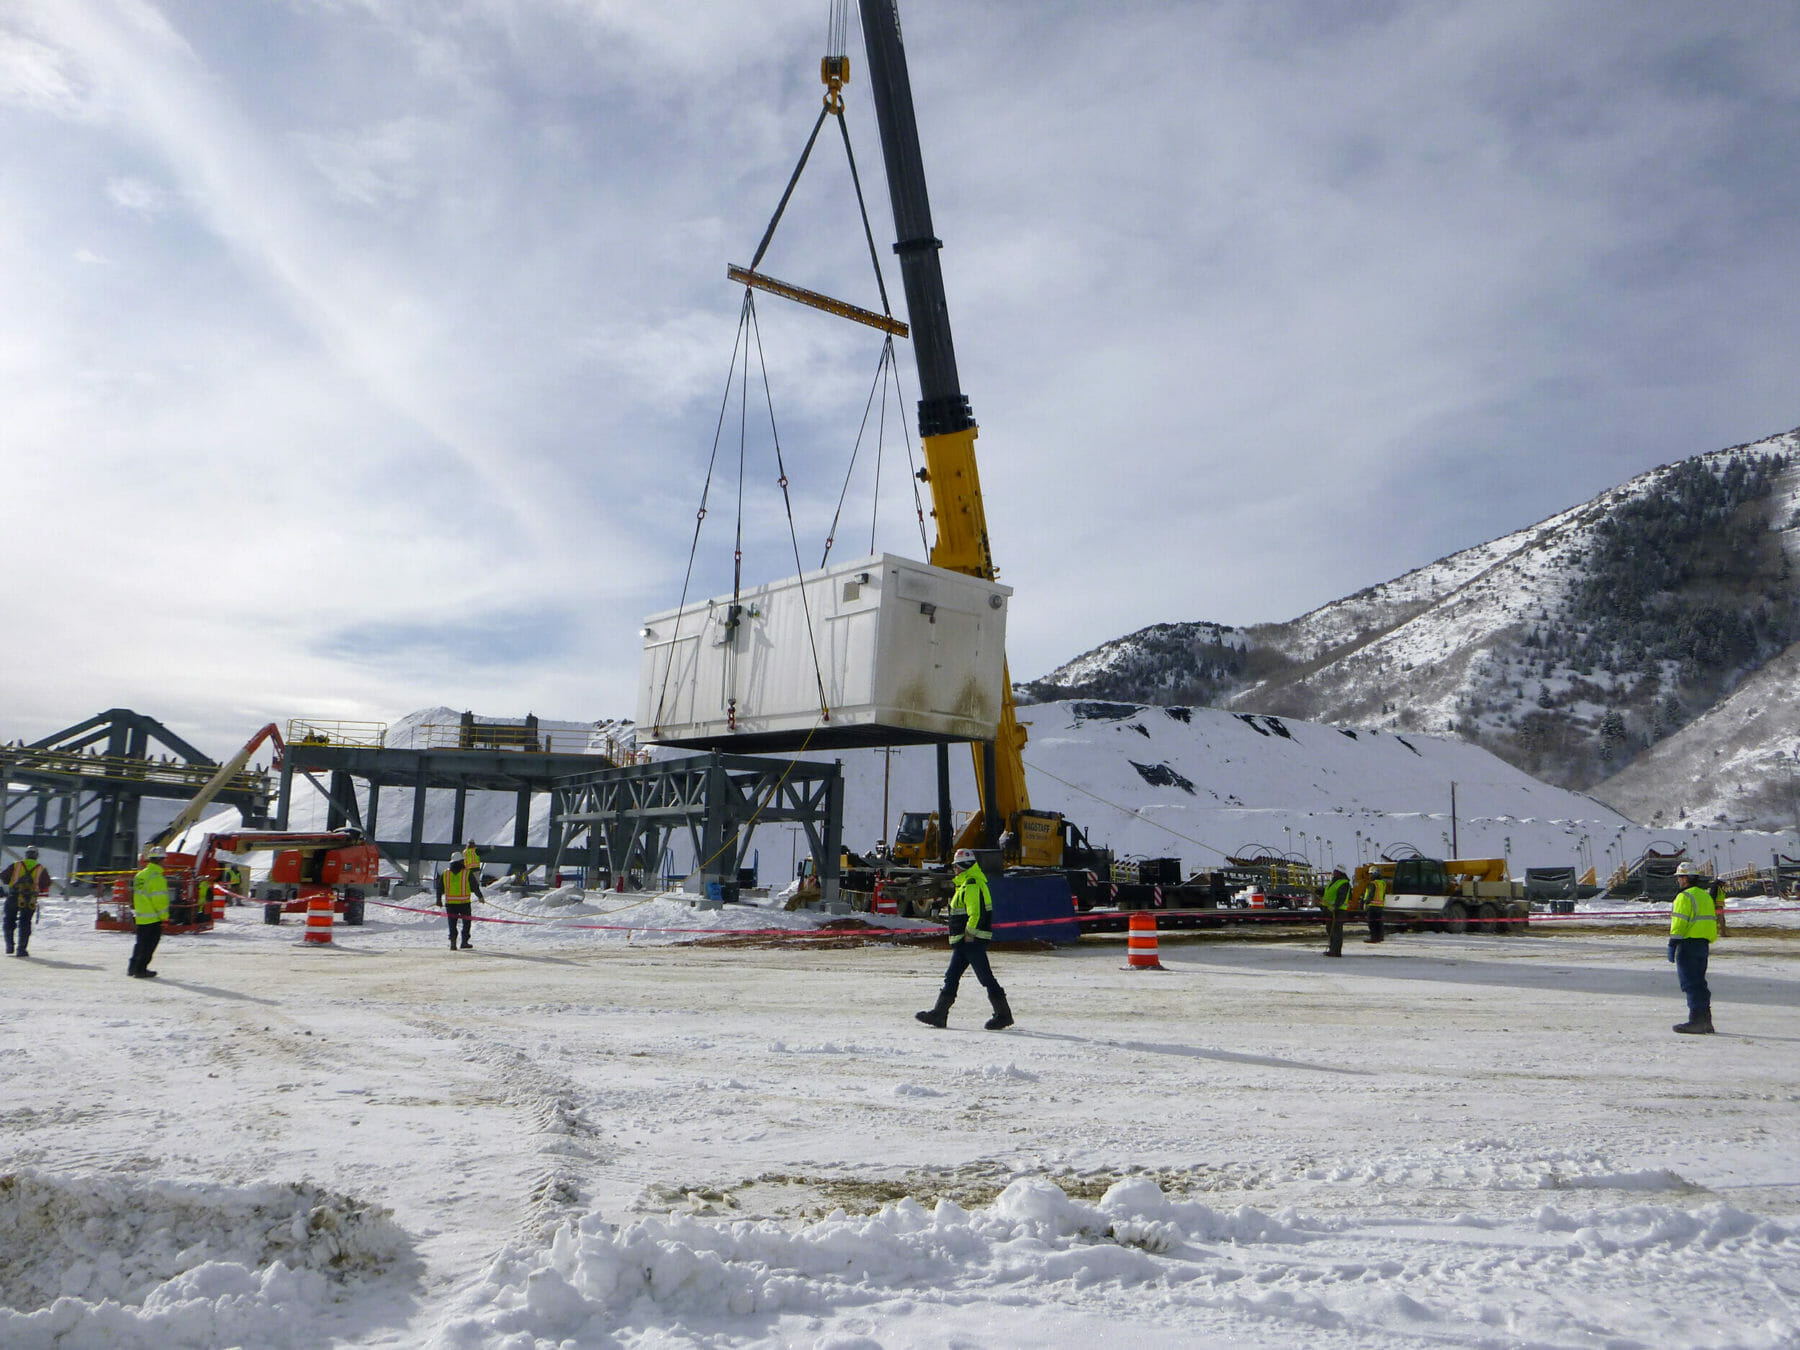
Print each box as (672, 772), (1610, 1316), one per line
(435, 855), (485, 950)
(916, 849), (1013, 1031)
(1668, 861), (1720, 1034)
(1320, 868), (1350, 957)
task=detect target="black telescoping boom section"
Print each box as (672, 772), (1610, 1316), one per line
(854, 0), (1039, 850)
(857, 0), (974, 441)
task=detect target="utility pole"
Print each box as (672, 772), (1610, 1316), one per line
(1450, 781), (1459, 857)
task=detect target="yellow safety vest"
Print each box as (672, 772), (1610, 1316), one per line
(133, 862), (170, 925)
(1365, 877), (1387, 907)
(1670, 885), (1718, 942)
(463, 845), (481, 873)
(1321, 878), (1350, 910)
(9, 858), (42, 902)
(442, 868), (472, 901)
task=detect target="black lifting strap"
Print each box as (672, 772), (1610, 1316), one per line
(750, 106), (830, 274)
(748, 103), (896, 326)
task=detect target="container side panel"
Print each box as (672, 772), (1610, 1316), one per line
(637, 553), (1008, 749)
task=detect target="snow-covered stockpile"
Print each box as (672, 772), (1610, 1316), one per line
(0, 1173), (415, 1349)
(440, 1176), (1799, 1347)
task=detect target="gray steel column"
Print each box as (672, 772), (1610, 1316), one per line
(935, 742), (952, 866)
(545, 788), (565, 882)
(408, 770), (428, 883)
(276, 757), (294, 829)
(822, 762), (843, 909)
(450, 786), (467, 854)
(513, 787), (531, 877)
(65, 788), (78, 888)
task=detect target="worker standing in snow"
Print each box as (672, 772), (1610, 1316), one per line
(1668, 862), (1720, 1034)
(4, 846), (51, 957)
(436, 855), (484, 950)
(916, 849), (1013, 1030)
(463, 839), (482, 878)
(1320, 867), (1350, 957)
(129, 848), (170, 978)
(1362, 871), (1387, 945)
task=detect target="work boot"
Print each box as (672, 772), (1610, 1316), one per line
(461, 940), (473, 949)
(915, 990), (954, 1029)
(1674, 1014), (1715, 1035)
(984, 990), (1014, 1031)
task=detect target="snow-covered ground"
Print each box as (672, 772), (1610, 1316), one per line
(3, 892), (1797, 1347)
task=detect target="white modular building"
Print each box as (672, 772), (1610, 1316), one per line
(637, 553), (1012, 752)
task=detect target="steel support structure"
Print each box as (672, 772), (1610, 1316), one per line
(276, 741), (628, 883)
(552, 752), (843, 906)
(0, 709), (273, 876)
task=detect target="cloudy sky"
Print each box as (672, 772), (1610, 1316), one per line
(4, 0), (1797, 756)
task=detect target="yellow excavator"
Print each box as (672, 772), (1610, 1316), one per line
(855, 0), (1091, 871)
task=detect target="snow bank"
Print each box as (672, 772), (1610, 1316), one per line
(0, 1172), (416, 1349)
(435, 1177), (1800, 1347)
(434, 1178), (1318, 1345)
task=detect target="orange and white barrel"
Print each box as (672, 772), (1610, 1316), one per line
(208, 889), (227, 920)
(871, 879), (898, 916)
(1126, 910), (1164, 970)
(303, 890), (334, 945)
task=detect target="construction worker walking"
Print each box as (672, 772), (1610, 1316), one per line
(1668, 861), (1720, 1034)
(4, 846), (51, 957)
(130, 848), (170, 978)
(916, 849), (1013, 1030)
(1320, 867), (1350, 957)
(435, 856), (484, 950)
(1362, 871), (1387, 945)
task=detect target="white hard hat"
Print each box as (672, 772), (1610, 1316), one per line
(952, 849), (977, 869)
(1674, 861), (1694, 877)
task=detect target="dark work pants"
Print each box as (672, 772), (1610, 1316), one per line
(445, 902), (472, 946)
(4, 898), (32, 954)
(130, 921), (162, 975)
(1674, 937), (1711, 1019)
(940, 938), (1002, 1003)
(1366, 906), (1385, 943)
(1324, 907), (1345, 955)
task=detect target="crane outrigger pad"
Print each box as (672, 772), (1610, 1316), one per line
(728, 265), (908, 337)
(638, 553), (1009, 753)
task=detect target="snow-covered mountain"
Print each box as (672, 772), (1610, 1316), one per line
(1020, 427), (1800, 829)
(1591, 642), (1800, 832)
